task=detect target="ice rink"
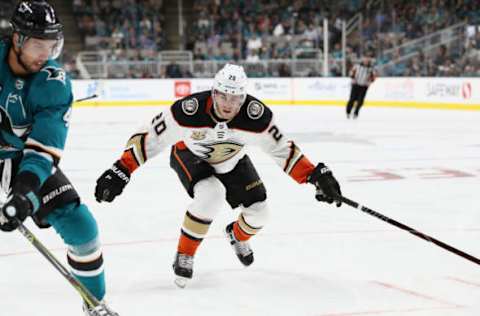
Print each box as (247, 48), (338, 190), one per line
(1, 105), (479, 316)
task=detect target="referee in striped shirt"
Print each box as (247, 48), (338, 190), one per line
(346, 56), (377, 119)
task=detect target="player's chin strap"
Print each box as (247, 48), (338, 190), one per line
(13, 35), (32, 73)
(334, 194), (480, 266)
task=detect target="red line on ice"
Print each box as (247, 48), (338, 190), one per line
(446, 276), (480, 288)
(371, 281), (463, 308)
(317, 305), (462, 316)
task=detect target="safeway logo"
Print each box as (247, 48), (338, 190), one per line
(175, 81), (191, 98)
(462, 82), (472, 99)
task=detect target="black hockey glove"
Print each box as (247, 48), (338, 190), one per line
(0, 172), (40, 232)
(307, 163), (342, 207)
(95, 160), (130, 203)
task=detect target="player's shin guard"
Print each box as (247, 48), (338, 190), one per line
(68, 239), (105, 300)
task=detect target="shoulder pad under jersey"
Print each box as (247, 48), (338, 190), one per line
(229, 94), (272, 133)
(28, 60), (72, 109)
(170, 90), (215, 128)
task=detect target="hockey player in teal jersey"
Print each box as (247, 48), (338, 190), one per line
(0, 1), (118, 315)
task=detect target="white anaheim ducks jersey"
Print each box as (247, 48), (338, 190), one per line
(120, 90), (314, 183)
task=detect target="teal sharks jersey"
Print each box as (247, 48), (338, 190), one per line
(0, 40), (73, 185)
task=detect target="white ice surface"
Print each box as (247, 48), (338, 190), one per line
(0, 105), (479, 316)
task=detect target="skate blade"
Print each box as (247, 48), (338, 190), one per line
(174, 276), (189, 288)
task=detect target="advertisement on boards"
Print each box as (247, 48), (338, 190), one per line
(249, 79), (291, 100)
(72, 78), (480, 109)
(296, 78), (350, 100)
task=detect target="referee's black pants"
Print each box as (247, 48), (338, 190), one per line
(346, 84), (368, 116)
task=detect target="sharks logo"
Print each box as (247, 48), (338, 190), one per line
(18, 2), (33, 14)
(42, 66), (66, 85)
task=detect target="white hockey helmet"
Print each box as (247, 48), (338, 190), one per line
(212, 63), (248, 99)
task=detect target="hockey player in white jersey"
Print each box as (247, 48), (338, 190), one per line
(95, 64), (342, 288)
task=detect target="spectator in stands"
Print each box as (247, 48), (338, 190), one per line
(182, 67), (194, 78)
(246, 48), (260, 62)
(278, 63), (291, 77)
(303, 23), (320, 47)
(111, 27), (125, 50)
(247, 33), (262, 54)
(434, 45), (448, 66)
(166, 61), (183, 78)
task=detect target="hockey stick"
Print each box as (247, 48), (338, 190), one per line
(75, 94), (98, 103)
(335, 195), (480, 266)
(14, 219), (101, 309)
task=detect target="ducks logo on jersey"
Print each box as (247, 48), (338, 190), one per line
(197, 141), (243, 164)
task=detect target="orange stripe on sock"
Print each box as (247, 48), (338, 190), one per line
(289, 156), (315, 184)
(177, 233), (201, 256)
(233, 222), (252, 241)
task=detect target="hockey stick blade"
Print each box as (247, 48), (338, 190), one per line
(335, 195), (480, 266)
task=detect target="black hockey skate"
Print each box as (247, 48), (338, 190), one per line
(83, 301), (119, 316)
(172, 252), (194, 288)
(225, 222), (254, 266)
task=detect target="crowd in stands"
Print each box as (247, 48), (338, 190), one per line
(385, 30), (480, 77)
(185, 0), (480, 77)
(0, 1), (14, 37)
(362, 0), (480, 76)
(187, 1), (358, 61)
(0, 0), (479, 78)
(73, 0), (166, 62)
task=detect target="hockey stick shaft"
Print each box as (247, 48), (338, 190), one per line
(15, 221), (101, 308)
(336, 195), (480, 266)
(75, 94), (98, 103)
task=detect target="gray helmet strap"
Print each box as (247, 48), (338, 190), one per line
(15, 34), (27, 49)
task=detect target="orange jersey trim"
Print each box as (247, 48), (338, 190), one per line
(289, 156), (315, 184)
(120, 150), (140, 173)
(173, 143), (192, 181)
